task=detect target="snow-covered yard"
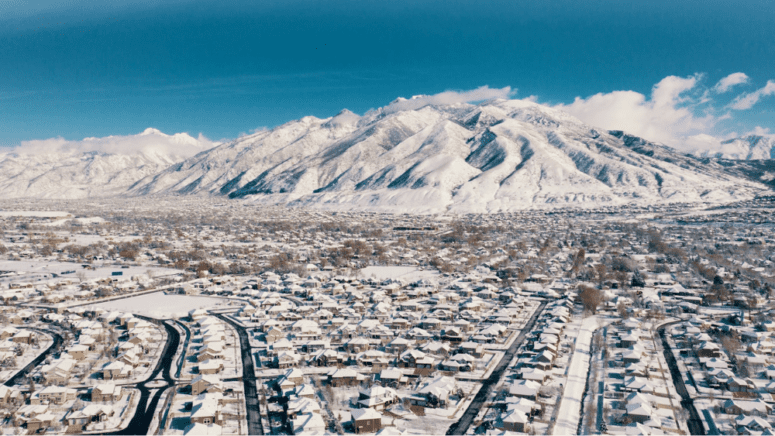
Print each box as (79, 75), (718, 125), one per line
(0, 260), (182, 289)
(88, 292), (235, 319)
(359, 266), (439, 282)
(0, 331), (53, 383)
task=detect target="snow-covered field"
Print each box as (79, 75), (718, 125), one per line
(64, 234), (149, 245)
(0, 260), (181, 282)
(87, 292), (235, 318)
(0, 210), (71, 218)
(40, 216), (105, 227)
(359, 265), (439, 281)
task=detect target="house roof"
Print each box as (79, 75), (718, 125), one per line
(351, 408), (382, 421)
(502, 409), (528, 424)
(183, 423), (222, 435)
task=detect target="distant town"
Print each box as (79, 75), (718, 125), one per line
(0, 197), (773, 435)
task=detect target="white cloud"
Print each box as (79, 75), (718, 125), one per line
(714, 72), (749, 93)
(729, 80), (775, 110)
(12, 128), (216, 159)
(682, 133), (724, 153)
(748, 126), (773, 136)
(238, 126), (269, 138)
(555, 75), (713, 151)
(553, 72), (775, 154)
(383, 86), (514, 114)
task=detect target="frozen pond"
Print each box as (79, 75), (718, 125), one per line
(87, 292), (238, 319)
(359, 266), (439, 282)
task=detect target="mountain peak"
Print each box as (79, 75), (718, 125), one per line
(325, 109), (361, 128)
(141, 127), (164, 136)
(698, 134), (775, 160)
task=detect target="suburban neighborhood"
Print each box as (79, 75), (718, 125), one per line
(0, 198), (772, 435)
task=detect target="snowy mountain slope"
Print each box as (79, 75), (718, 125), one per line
(692, 135), (775, 160)
(126, 98), (769, 212)
(707, 159), (775, 190)
(130, 112), (362, 196)
(0, 129), (212, 199)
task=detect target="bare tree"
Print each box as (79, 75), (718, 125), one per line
(579, 285), (604, 315)
(616, 301), (629, 319)
(720, 332), (741, 356)
(593, 263), (608, 287)
(570, 248), (586, 276)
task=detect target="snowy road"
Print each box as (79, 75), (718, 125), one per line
(3, 328), (62, 387)
(658, 321), (706, 435)
(446, 300), (547, 435)
(553, 316), (598, 435)
(215, 312), (265, 436)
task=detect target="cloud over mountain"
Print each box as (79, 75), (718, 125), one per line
(382, 86), (514, 114)
(730, 80), (775, 110)
(555, 75), (711, 151)
(554, 73), (775, 154)
(0, 128), (217, 199)
(13, 128), (215, 161)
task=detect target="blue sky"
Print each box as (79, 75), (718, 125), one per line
(1, 0), (774, 149)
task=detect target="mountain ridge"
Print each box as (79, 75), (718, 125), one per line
(692, 135), (775, 160)
(127, 98), (770, 212)
(0, 129), (212, 199)
(1, 98), (772, 211)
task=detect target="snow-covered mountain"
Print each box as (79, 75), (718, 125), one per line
(0, 128), (212, 199)
(693, 135), (775, 160)
(0, 99), (769, 210)
(127, 98), (769, 212)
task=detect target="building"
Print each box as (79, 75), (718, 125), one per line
(351, 408), (382, 434)
(92, 383), (123, 402)
(190, 375), (224, 397)
(500, 409), (528, 432)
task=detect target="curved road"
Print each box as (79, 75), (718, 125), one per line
(172, 320), (191, 379)
(447, 300), (547, 435)
(657, 321), (705, 435)
(98, 315), (181, 435)
(214, 312), (265, 436)
(4, 327), (64, 387)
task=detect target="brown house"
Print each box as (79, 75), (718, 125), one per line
(0, 386), (23, 406)
(11, 330), (34, 344)
(190, 396), (222, 426)
(264, 327), (285, 344)
(190, 375), (224, 397)
(696, 342), (722, 358)
(311, 349), (344, 367)
(501, 410), (528, 433)
(92, 383), (123, 402)
(31, 386), (77, 405)
(351, 408), (382, 434)
(327, 368), (361, 387)
(26, 414), (56, 433)
(198, 359), (224, 375)
(102, 361), (132, 380)
(68, 345), (89, 361)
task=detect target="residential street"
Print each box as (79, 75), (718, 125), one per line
(446, 300), (547, 435)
